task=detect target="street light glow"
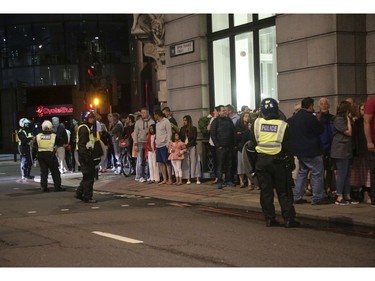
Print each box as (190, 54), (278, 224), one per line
(93, 98), (99, 106)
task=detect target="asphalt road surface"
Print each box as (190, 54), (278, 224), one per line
(1, 164), (374, 269)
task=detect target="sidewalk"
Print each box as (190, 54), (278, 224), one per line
(60, 170), (375, 229)
(1, 155), (374, 229)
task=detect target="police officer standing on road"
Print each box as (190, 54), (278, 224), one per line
(251, 98), (300, 228)
(35, 120), (63, 192)
(75, 111), (97, 203)
(18, 118), (34, 180)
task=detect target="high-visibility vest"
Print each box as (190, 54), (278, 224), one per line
(18, 129), (32, 146)
(76, 124), (95, 150)
(254, 118), (287, 155)
(36, 133), (56, 152)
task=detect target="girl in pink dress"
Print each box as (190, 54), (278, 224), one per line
(168, 132), (187, 185)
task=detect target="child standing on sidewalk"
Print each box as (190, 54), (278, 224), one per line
(168, 132), (186, 185)
(145, 124), (159, 183)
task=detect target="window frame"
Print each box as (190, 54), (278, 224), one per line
(207, 14), (276, 111)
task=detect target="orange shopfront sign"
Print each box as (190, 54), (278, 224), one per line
(35, 105), (74, 117)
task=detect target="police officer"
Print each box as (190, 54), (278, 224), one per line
(18, 118), (34, 180)
(75, 111), (97, 203)
(35, 120), (63, 192)
(251, 98), (300, 228)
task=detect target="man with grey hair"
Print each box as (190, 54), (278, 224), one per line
(51, 116), (68, 174)
(317, 97), (335, 197)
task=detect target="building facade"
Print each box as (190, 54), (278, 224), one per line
(1, 14), (374, 154)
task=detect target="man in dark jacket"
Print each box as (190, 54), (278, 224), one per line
(287, 97), (329, 205)
(210, 105), (236, 189)
(75, 111), (97, 203)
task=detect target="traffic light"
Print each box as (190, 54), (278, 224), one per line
(87, 66), (97, 77)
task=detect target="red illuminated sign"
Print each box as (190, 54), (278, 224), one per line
(35, 105), (74, 117)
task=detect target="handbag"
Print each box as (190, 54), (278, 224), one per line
(93, 139), (104, 165)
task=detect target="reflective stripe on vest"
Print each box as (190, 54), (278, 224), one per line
(76, 124), (95, 150)
(36, 133), (56, 152)
(254, 118), (287, 155)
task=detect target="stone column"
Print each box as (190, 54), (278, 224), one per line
(131, 14), (167, 103)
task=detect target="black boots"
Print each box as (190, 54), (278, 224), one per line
(284, 219), (300, 228)
(266, 218), (281, 227)
(265, 218), (300, 228)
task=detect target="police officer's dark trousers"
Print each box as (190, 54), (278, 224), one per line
(19, 145), (32, 178)
(256, 153), (296, 220)
(77, 153), (95, 200)
(38, 151), (61, 190)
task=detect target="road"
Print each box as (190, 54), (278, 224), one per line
(0, 164), (374, 268)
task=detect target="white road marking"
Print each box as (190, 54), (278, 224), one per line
(61, 209), (69, 212)
(92, 231), (143, 244)
(91, 206), (100, 209)
(0, 173), (5, 175)
(147, 203), (156, 206)
(121, 204), (129, 207)
(27, 211), (37, 214)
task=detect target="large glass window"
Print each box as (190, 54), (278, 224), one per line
(259, 26), (277, 101)
(234, 14), (253, 26)
(211, 14), (229, 32)
(209, 14), (276, 111)
(235, 32), (255, 109)
(213, 38), (231, 106)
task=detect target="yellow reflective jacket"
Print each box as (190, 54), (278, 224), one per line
(36, 133), (56, 152)
(254, 118), (287, 155)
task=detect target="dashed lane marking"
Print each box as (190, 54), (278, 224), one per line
(147, 203), (156, 206)
(27, 211), (37, 214)
(92, 231), (143, 244)
(91, 206), (100, 209)
(121, 204), (129, 207)
(168, 202), (192, 208)
(61, 209), (69, 212)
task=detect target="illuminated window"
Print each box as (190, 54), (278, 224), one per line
(209, 14), (276, 111)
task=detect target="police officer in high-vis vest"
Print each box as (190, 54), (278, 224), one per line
(18, 118), (34, 180)
(75, 111), (97, 203)
(251, 98), (299, 228)
(35, 120), (63, 192)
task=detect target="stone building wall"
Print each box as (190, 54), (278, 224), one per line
(276, 14), (369, 117)
(164, 14), (209, 128)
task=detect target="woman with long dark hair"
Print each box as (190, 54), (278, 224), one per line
(180, 115), (201, 184)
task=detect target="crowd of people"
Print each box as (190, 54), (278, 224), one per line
(16, 96), (375, 212)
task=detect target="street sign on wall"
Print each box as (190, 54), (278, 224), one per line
(170, 40), (194, 57)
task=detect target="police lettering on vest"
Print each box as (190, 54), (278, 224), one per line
(260, 124), (278, 132)
(254, 118), (287, 155)
(36, 133), (56, 152)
